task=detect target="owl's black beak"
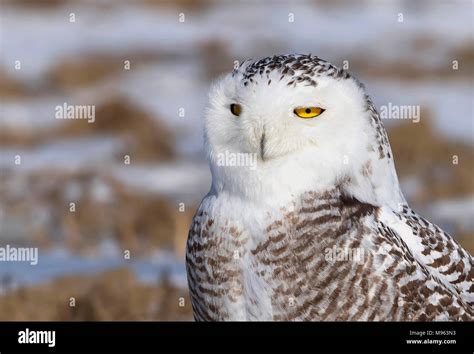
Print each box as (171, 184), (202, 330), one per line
(260, 133), (266, 161)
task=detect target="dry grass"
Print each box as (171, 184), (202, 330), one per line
(0, 96), (175, 163)
(387, 111), (474, 204)
(0, 170), (194, 256)
(200, 39), (236, 80)
(1, 0), (67, 8)
(2, 0), (212, 9)
(457, 232), (474, 256)
(46, 52), (168, 91)
(138, 0), (213, 11)
(47, 57), (124, 90)
(61, 178), (177, 254)
(0, 70), (31, 98)
(0, 128), (40, 147)
(355, 42), (473, 82)
(0, 269), (193, 321)
(57, 96), (175, 162)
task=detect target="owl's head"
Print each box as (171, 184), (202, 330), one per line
(204, 54), (403, 207)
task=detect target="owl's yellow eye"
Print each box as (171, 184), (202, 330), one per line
(293, 106), (325, 119)
(230, 103), (242, 116)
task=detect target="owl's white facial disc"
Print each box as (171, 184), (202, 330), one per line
(204, 55), (403, 207)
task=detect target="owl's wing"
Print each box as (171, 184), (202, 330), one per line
(261, 192), (473, 320)
(186, 200), (213, 321)
(376, 204), (474, 308)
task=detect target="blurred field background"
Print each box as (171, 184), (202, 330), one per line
(0, 0), (472, 320)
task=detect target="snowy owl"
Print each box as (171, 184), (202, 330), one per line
(186, 54), (474, 321)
